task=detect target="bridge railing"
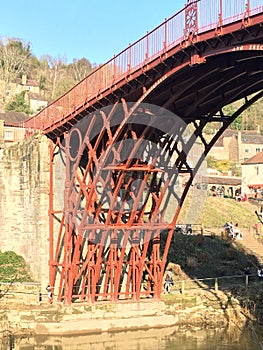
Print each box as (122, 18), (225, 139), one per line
(24, 0), (263, 133)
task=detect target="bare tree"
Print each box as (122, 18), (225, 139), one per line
(68, 57), (93, 82)
(39, 55), (75, 100)
(0, 37), (31, 101)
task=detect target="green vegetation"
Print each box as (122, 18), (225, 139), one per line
(0, 251), (32, 282)
(0, 37), (95, 110)
(180, 195), (259, 228)
(1, 37), (263, 133)
(5, 91), (31, 114)
(206, 155), (241, 176)
(0, 197), (260, 285)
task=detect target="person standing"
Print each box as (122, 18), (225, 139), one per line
(46, 284), (53, 304)
(164, 269), (174, 293)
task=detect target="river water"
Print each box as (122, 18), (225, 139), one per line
(2, 324), (263, 349)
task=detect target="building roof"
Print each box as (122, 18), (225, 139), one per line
(28, 92), (48, 102)
(213, 129), (263, 147)
(208, 175), (241, 186)
(0, 111), (28, 125)
(242, 151), (263, 165)
(15, 77), (38, 87)
(241, 132), (263, 144)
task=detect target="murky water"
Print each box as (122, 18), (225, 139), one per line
(2, 325), (263, 349)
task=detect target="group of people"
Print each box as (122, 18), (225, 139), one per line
(223, 221), (243, 240)
(175, 224), (193, 235)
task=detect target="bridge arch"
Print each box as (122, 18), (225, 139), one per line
(22, 1), (263, 303)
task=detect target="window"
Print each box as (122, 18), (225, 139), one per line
(4, 130), (14, 141)
(256, 148), (260, 153)
(245, 149), (249, 153)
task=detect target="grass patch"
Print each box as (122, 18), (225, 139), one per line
(179, 196), (259, 228)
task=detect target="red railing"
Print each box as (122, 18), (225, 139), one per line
(24, 0), (263, 133)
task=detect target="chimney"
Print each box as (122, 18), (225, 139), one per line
(257, 125), (261, 134)
(22, 74), (27, 85)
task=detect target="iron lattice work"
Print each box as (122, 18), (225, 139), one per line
(41, 1), (263, 304)
(48, 102), (207, 304)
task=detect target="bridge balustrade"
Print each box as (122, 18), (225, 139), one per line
(24, 0), (262, 134)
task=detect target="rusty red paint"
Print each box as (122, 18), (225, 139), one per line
(36, 1), (263, 304)
(22, 1), (263, 137)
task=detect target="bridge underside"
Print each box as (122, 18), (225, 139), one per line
(47, 15), (263, 304)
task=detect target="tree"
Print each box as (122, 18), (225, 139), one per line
(0, 37), (31, 101)
(231, 114), (242, 130)
(215, 159), (231, 173)
(5, 91), (31, 114)
(68, 57), (93, 82)
(206, 155), (218, 169)
(38, 55), (75, 100)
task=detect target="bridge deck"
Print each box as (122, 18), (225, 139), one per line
(23, 0), (263, 139)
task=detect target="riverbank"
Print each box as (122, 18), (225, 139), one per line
(0, 288), (250, 337)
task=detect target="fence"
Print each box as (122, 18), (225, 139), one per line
(0, 273), (259, 305)
(170, 273), (257, 295)
(0, 282), (41, 305)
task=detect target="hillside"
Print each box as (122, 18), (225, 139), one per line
(163, 196), (262, 280)
(180, 195), (260, 229)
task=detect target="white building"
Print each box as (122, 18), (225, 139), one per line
(241, 151), (263, 197)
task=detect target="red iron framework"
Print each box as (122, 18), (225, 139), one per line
(23, 0), (263, 303)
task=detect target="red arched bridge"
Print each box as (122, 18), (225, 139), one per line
(24, 0), (263, 304)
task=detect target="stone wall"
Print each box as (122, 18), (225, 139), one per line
(0, 133), (50, 285)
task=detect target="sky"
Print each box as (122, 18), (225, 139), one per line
(1, 1), (186, 65)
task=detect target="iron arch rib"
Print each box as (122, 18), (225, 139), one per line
(50, 94), (207, 303)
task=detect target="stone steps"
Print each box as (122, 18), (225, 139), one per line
(236, 232), (263, 265)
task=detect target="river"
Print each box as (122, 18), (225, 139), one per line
(2, 324), (263, 349)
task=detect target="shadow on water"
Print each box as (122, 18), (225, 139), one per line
(2, 325), (263, 349)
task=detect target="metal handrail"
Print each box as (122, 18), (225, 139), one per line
(23, 0), (263, 133)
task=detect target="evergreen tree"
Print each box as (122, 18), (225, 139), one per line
(5, 91), (31, 114)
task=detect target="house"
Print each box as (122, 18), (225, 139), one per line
(241, 151), (263, 198)
(209, 128), (263, 165)
(0, 111), (28, 146)
(0, 74), (48, 114)
(25, 92), (48, 113)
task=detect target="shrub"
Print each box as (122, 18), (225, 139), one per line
(187, 257), (198, 268)
(226, 248), (238, 260)
(194, 234), (205, 247)
(216, 265), (227, 276)
(197, 252), (211, 263)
